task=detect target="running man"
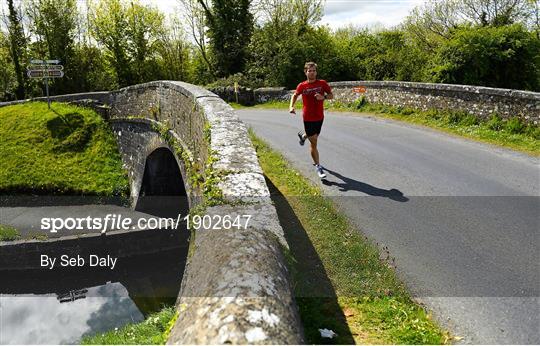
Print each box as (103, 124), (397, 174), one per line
(289, 61), (333, 179)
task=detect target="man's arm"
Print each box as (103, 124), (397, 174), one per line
(289, 93), (299, 114)
(324, 81), (333, 100)
(316, 82), (334, 101)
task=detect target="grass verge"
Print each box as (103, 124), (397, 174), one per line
(250, 130), (450, 344)
(0, 102), (129, 195)
(81, 306), (177, 345)
(0, 224), (20, 241)
(233, 100), (539, 156)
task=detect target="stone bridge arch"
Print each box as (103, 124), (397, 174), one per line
(109, 118), (190, 210)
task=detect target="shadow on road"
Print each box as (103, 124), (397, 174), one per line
(265, 176), (355, 344)
(322, 168), (409, 202)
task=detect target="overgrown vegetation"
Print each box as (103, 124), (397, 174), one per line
(1, 0), (538, 102)
(81, 306), (177, 345)
(0, 102), (129, 195)
(249, 130), (451, 344)
(0, 224), (20, 241)
(151, 120), (224, 207)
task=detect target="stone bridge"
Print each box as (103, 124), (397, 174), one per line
(0, 81), (304, 344)
(97, 81), (303, 344)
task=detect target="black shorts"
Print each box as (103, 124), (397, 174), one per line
(304, 120), (324, 137)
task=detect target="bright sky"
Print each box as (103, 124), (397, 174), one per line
(148, 0), (425, 30)
(321, 0), (425, 29)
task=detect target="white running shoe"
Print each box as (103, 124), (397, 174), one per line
(316, 165), (326, 179)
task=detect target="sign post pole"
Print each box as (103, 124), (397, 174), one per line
(45, 64), (50, 109)
(26, 59), (64, 109)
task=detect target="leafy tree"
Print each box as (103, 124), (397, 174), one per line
(6, 0), (27, 99)
(178, 0), (213, 75)
(72, 44), (115, 91)
(247, 0), (328, 88)
(155, 14), (192, 82)
(90, 0), (131, 87)
(90, 0), (164, 86)
(403, 0), (536, 51)
(429, 24), (540, 90)
(402, 0), (460, 53)
(528, 0), (539, 37)
(27, 0), (78, 94)
(197, 0), (254, 77)
(459, 0), (533, 26)
(125, 1), (165, 83)
(0, 30), (16, 100)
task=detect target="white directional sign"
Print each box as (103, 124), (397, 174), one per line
(26, 58), (65, 109)
(30, 59), (60, 64)
(27, 64), (64, 71)
(27, 70), (64, 78)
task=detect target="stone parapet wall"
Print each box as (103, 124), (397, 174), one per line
(208, 86), (256, 106)
(331, 81), (540, 125)
(253, 81), (540, 125)
(254, 87), (291, 103)
(208, 87), (291, 106)
(108, 81), (304, 344)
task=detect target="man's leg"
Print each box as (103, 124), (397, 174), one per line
(308, 134), (319, 165)
(308, 134), (326, 178)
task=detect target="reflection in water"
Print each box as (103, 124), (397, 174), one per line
(0, 246), (186, 344)
(1, 196), (189, 344)
(1, 217), (187, 345)
(0, 283), (143, 344)
(1, 247), (186, 344)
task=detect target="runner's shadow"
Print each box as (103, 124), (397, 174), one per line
(322, 168), (409, 202)
(265, 176), (355, 344)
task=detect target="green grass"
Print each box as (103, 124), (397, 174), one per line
(0, 224), (20, 241)
(250, 130), (450, 344)
(81, 306), (177, 345)
(235, 99), (539, 156)
(0, 102), (129, 196)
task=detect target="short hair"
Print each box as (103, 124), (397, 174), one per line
(304, 62), (317, 72)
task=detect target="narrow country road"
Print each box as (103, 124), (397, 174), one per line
(237, 108), (540, 344)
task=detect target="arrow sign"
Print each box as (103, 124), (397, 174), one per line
(30, 59), (60, 64)
(27, 70), (64, 78)
(27, 64), (64, 71)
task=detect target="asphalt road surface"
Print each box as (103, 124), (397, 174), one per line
(237, 108), (540, 344)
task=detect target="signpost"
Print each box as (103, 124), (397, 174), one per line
(26, 59), (64, 109)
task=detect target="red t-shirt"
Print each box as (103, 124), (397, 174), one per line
(295, 79), (332, 121)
